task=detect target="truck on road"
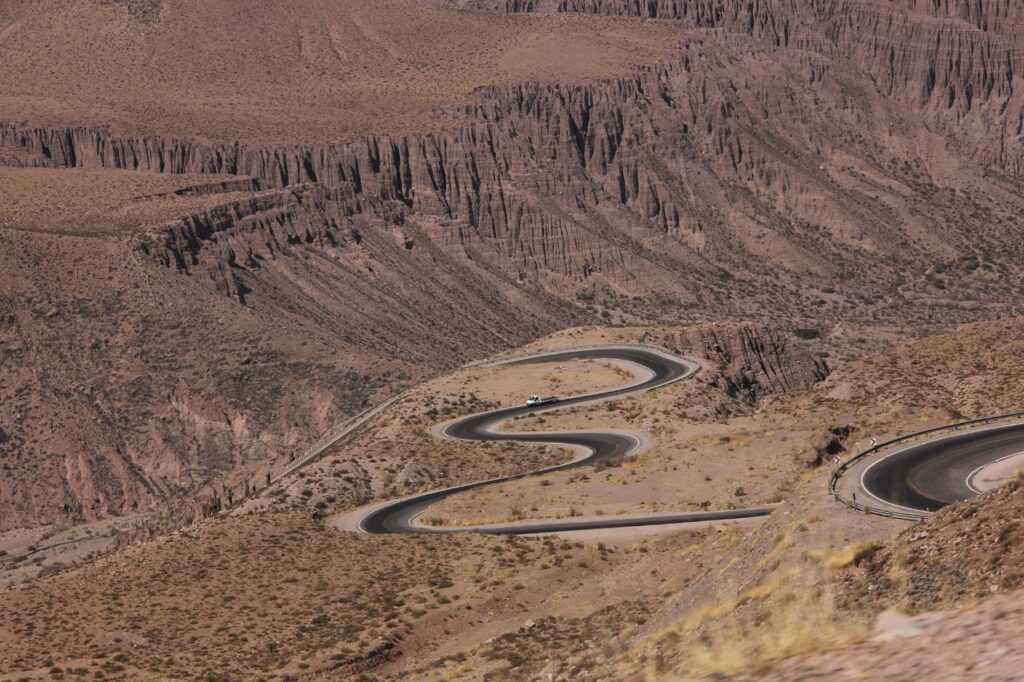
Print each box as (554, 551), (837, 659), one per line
(525, 395), (559, 407)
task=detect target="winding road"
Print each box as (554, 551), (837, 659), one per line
(350, 344), (1024, 533)
(856, 420), (1024, 514)
(355, 346), (774, 534)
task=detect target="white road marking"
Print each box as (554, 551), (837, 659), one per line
(965, 449), (1024, 494)
(857, 421), (1024, 513)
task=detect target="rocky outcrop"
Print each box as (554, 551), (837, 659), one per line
(437, 0), (1024, 173)
(139, 185), (363, 303)
(803, 424), (853, 467)
(659, 322), (830, 401)
(4, 0), (1023, 315)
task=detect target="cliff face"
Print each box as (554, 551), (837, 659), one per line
(436, 0), (1024, 172)
(2, 0), (1024, 530)
(3, 1), (1022, 321)
(0, 180), (585, 530)
(659, 322), (830, 401)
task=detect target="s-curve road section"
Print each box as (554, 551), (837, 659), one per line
(351, 346), (775, 535)
(835, 419), (1024, 516)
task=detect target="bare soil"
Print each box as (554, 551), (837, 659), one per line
(0, 0), (679, 145)
(0, 167), (258, 234)
(3, 320), (1024, 680)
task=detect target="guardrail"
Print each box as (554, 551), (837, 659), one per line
(829, 410), (1024, 521)
(268, 353), (503, 485)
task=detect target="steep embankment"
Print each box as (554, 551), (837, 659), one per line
(744, 469), (1024, 680)
(841, 475), (1024, 612)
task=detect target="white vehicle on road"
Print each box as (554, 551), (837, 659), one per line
(525, 395), (558, 407)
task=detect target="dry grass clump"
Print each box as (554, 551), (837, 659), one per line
(634, 558), (871, 678)
(826, 539), (884, 570)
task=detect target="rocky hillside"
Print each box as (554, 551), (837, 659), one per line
(443, 0), (1024, 173)
(4, 1), (1023, 329)
(657, 322), (830, 401)
(841, 474), (1024, 613)
(0, 173), (581, 531)
(746, 459), (1024, 679)
(2, 0), (1024, 530)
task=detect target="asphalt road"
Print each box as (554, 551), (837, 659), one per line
(861, 421), (1024, 513)
(358, 346), (771, 534)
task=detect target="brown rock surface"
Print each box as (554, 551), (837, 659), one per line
(2, 0), (1024, 534)
(0, 170), (581, 531)
(0, 0), (679, 145)
(0, 0), (1022, 650)
(657, 322), (830, 401)
(3, 1), (1022, 332)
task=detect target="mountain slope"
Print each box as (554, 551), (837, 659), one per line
(0, 170), (582, 530)
(2, 0), (1024, 531)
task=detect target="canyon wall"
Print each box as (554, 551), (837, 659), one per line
(436, 0), (1024, 172)
(659, 322), (830, 401)
(0, 181), (585, 530)
(3, 0), (1022, 314)
(3, 0), (1024, 529)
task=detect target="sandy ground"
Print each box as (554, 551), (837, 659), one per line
(0, 167), (259, 234)
(0, 0), (681, 144)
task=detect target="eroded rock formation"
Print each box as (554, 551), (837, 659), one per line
(659, 322), (830, 402)
(3, 0), (1024, 529)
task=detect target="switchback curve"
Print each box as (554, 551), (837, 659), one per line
(832, 415), (1024, 519)
(355, 346), (774, 534)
